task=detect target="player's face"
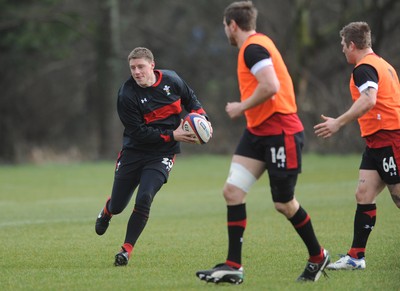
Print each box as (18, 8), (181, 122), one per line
(223, 18), (237, 47)
(341, 37), (355, 64)
(129, 58), (155, 87)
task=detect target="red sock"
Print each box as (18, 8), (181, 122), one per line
(225, 260), (242, 269)
(104, 197), (112, 217)
(348, 248), (365, 259)
(309, 248), (324, 263)
(122, 243), (133, 258)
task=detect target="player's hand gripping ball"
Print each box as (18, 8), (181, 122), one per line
(182, 113), (212, 144)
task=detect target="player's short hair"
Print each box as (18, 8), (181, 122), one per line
(127, 47), (154, 63)
(340, 22), (372, 49)
(224, 1), (257, 31)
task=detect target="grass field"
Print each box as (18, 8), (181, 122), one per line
(0, 154), (399, 291)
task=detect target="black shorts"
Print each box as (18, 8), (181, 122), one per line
(235, 129), (304, 175)
(234, 129), (304, 203)
(360, 145), (400, 185)
(114, 149), (176, 182)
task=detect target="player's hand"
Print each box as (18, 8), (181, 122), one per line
(225, 102), (244, 119)
(207, 121), (213, 138)
(314, 114), (340, 138)
(173, 119), (198, 143)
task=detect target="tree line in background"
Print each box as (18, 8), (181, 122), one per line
(1, 0), (399, 163)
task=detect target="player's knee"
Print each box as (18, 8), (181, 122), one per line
(391, 193), (400, 208)
(226, 162), (256, 193)
(354, 190), (362, 203)
(135, 194), (153, 212)
(223, 183), (245, 204)
(223, 162), (256, 204)
(274, 202), (287, 215)
(355, 183), (365, 200)
(388, 184), (400, 208)
(274, 199), (299, 218)
(354, 187), (375, 203)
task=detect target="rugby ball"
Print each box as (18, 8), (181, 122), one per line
(182, 113), (211, 144)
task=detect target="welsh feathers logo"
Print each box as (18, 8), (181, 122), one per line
(163, 85), (171, 96)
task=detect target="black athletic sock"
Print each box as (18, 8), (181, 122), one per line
(348, 203), (376, 259)
(289, 206), (321, 260)
(124, 209), (149, 247)
(226, 204), (246, 267)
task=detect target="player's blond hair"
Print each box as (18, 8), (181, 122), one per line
(127, 47), (154, 62)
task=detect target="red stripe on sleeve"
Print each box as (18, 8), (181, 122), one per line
(191, 108), (206, 115)
(160, 134), (171, 142)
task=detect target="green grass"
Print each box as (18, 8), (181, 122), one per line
(0, 154), (399, 290)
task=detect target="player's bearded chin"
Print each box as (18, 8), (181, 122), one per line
(229, 36), (237, 46)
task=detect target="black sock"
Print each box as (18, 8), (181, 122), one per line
(289, 206), (321, 259)
(226, 204), (246, 267)
(348, 203), (376, 259)
(124, 209), (149, 246)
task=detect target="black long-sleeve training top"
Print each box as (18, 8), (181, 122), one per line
(117, 69), (207, 154)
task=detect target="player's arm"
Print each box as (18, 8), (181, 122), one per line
(314, 64), (378, 138)
(171, 71), (213, 137)
(241, 65), (280, 110)
(118, 90), (177, 143)
(314, 88), (376, 138)
(169, 70), (209, 118)
(226, 44), (279, 119)
(336, 87), (377, 125)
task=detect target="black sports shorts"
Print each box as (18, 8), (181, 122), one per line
(360, 145), (400, 185)
(234, 129), (304, 203)
(235, 129), (304, 175)
(114, 149), (176, 182)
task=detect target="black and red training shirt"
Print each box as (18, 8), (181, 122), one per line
(117, 69), (207, 154)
